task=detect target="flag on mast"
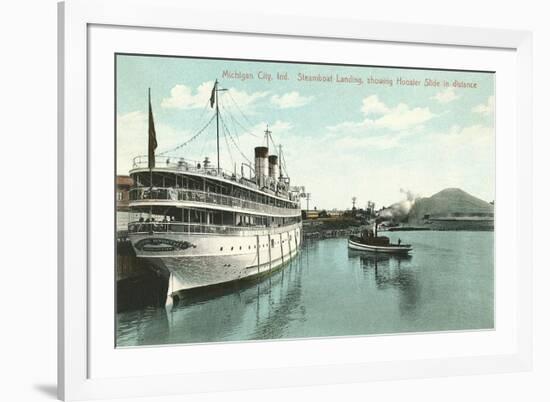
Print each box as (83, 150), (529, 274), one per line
(209, 80), (217, 108)
(148, 88), (157, 169)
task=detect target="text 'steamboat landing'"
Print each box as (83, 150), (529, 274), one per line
(348, 224), (413, 255)
(126, 81), (304, 302)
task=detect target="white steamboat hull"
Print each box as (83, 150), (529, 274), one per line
(348, 238), (412, 254)
(129, 224), (302, 295)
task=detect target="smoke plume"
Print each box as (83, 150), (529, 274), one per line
(378, 188), (419, 222)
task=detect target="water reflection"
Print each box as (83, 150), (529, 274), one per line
(348, 250), (419, 315)
(117, 255), (305, 345)
(117, 232), (494, 346)
(251, 261), (305, 339)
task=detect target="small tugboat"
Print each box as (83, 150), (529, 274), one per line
(348, 222), (412, 255)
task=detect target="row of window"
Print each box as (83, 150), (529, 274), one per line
(132, 208), (301, 228)
(131, 172), (297, 209)
(219, 234), (295, 252)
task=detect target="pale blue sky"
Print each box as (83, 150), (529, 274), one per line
(116, 54), (495, 209)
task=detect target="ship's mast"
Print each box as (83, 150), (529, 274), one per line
(265, 125), (286, 181)
(214, 80), (220, 172)
(264, 124), (271, 149)
(213, 79), (227, 173)
(148, 88), (154, 226)
(278, 144), (283, 180)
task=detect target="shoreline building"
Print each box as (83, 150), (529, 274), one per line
(116, 175), (134, 232)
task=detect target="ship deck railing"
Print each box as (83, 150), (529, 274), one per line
(131, 155), (287, 195)
(127, 221), (299, 236)
(129, 187), (300, 217)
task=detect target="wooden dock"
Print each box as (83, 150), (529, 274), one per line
(303, 227), (363, 240)
(116, 232), (168, 311)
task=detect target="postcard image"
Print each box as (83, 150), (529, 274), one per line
(115, 54), (495, 347)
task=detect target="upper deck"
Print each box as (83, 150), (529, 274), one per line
(130, 155), (296, 201)
(129, 155), (302, 217)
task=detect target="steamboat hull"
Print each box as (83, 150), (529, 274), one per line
(348, 238), (412, 255)
(129, 224), (302, 294)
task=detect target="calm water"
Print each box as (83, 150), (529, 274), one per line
(116, 231), (494, 346)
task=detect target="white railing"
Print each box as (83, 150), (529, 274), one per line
(129, 187), (300, 217)
(132, 155), (261, 191)
(131, 155), (294, 196)
(127, 221), (299, 235)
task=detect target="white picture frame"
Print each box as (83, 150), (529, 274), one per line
(58, 0), (533, 400)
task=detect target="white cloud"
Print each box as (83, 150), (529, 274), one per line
(161, 81), (269, 112)
(116, 111), (191, 174)
(425, 123), (495, 201)
(118, 111), (146, 135)
(252, 120), (293, 135)
(439, 124), (494, 147)
(361, 95), (390, 115)
(224, 87), (270, 112)
(423, 124), (494, 170)
(374, 103), (434, 131)
(117, 111), (148, 175)
(472, 95), (495, 116)
(457, 124), (493, 139)
(270, 91), (313, 109)
(161, 81), (214, 109)
(431, 88), (460, 104)
(334, 134), (403, 150)
(240, 121), (294, 152)
(329, 96), (434, 133)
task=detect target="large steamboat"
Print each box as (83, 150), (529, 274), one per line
(126, 82), (303, 299)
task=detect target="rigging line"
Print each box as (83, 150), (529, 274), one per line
(268, 131), (286, 174)
(281, 150), (290, 177)
(227, 90), (261, 132)
(218, 100), (241, 146)
(282, 152), (288, 172)
(222, 98), (250, 146)
(229, 109), (242, 148)
(164, 98), (212, 157)
(219, 114), (252, 165)
(189, 98), (212, 134)
(158, 113), (216, 156)
(198, 121), (209, 157)
(219, 99), (259, 139)
(197, 102), (214, 158)
(230, 110), (260, 139)
(220, 115), (235, 168)
(220, 114), (251, 165)
(182, 97), (211, 138)
(268, 134), (279, 153)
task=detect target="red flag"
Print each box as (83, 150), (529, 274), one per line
(148, 89), (157, 169)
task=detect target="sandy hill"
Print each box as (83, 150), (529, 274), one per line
(408, 188), (493, 223)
